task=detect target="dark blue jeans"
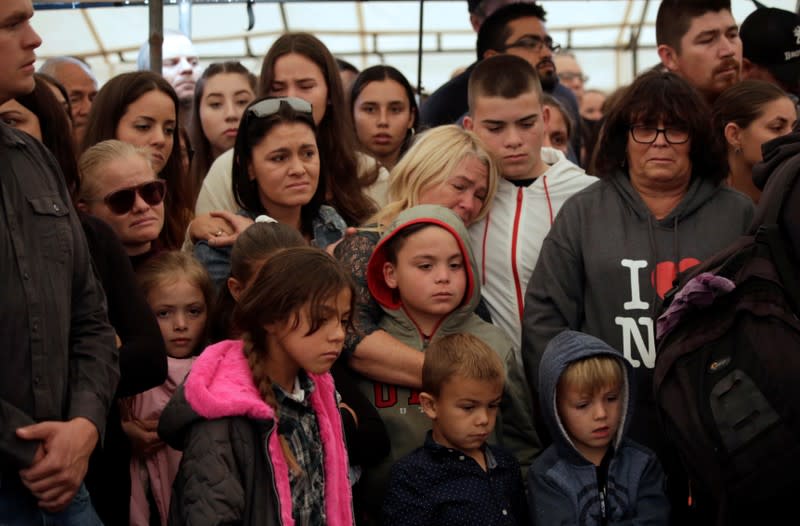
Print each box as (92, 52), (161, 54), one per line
(0, 481), (103, 526)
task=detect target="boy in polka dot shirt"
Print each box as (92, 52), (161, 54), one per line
(383, 333), (531, 525)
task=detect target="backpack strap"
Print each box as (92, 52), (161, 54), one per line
(758, 225), (800, 315)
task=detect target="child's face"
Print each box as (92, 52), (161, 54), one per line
(556, 380), (622, 465)
(269, 287), (352, 376)
(148, 277), (208, 359)
(421, 375), (502, 456)
(382, 225), (467, 331)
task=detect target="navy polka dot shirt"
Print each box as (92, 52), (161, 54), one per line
(383, 431), (531, 525)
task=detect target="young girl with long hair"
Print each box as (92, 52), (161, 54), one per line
(124, 251), (213, 526)
(350, 65), (418, 171)
(188, 61), (256, 189)
(160, 247), (355, 525)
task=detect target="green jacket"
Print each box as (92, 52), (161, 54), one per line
(359, 204), (540, 505)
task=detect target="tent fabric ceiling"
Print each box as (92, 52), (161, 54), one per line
(31, 0), (797, 95)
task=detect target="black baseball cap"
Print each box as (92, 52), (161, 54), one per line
(740, 8), (800, 90)
(468, 0), (482, 13)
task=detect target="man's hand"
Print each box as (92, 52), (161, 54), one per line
(16, 417), (99, 513)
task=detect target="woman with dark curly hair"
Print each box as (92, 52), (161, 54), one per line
(522, 69), (754, 522)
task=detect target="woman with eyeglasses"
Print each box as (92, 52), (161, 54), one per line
(192, 32), (380, 244)
(193, 96), (347, 288)
(521, 70), (754, 523)
(81, 71), (194, 251)
(712, 80), (798, 203)
(2, 79), (168, 526)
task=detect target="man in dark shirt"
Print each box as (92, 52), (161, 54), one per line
(0, 0), (119, 522)
(420, 2), (582, 165)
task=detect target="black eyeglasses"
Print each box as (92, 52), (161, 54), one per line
(629, 126), (690, 145)
(92, 180), (167, 215)
(247, 97), (313, 118)
(502, 35), (561, 53)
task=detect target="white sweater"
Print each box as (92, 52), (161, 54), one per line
(469, 147), (597, 352)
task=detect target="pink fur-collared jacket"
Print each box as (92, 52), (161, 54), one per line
(158, 339), (353, 526)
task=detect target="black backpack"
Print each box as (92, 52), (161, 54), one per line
(653, 224), (800, 525)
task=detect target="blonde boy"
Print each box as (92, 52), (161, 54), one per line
(529, 330), (669, 525)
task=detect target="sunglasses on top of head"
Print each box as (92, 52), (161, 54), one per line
(246, 97), (314, 119)
(86, 180), (167, 215)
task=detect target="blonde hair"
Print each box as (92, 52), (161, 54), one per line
(422, 333), (505, 397)
(78, 139), (153, 200)
(368, 125), (499, 229)
(559, 355), (623, 396)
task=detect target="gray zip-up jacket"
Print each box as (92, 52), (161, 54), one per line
(529, 330), (669, 525)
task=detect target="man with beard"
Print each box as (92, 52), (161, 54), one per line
(420, 2), (582, 165)
(656, 0), (742, 103)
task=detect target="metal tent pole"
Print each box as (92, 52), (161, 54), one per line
(148, 0), (164, 73)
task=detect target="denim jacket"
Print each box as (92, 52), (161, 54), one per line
(194, 205), (347, 289)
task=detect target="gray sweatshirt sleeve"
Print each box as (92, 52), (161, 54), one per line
(521, 202), (585, 402)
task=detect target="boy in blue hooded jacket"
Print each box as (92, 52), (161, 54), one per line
(529, 330), (669, 525)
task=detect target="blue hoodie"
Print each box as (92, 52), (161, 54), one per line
(528, 330), (669, 525)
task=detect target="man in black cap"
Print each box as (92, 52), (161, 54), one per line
(740, 7), (800, 98)
(467, 0), (532, 31)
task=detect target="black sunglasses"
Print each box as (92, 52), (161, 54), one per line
(93, 180), (167, 215)
(247, 97), (313, 118)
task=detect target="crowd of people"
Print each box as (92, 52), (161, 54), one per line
(1, 0), (798, 524)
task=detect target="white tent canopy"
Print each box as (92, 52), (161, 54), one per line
(31, 0), (798, 95)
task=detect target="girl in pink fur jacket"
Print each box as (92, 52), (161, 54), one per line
(159, 246), (356, 526)
(124, 252), (214, 526)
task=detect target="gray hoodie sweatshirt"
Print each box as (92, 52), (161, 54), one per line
(522, 171), (753, 457)
(359, 204), (540, 505)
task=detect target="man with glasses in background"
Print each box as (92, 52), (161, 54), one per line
(554, 51), (587, 103)
(421, 2), (583, 165)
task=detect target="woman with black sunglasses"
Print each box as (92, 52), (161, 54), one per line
(193, 96), (347, 289)
(78, 140), (168, 267)
(81, 71), (193, 252)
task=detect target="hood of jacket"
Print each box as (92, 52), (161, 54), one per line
(608, 169), (726, 225)
(159, 339), (353, 526)
(366, 204), (480, 338)
(538, 330), (634, 464)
